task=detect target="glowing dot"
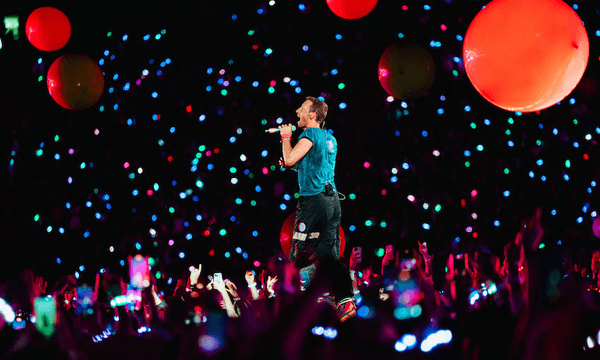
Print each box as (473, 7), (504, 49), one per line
(363, 162), (370, 168)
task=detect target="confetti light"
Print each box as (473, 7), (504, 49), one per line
(6, 1), (597, 326)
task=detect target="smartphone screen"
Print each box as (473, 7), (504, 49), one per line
(354, 247), (362, 263)
(34, 297), (57, 338)
(214, 273), (222, 281)
(126, 286), (142, 311)
(76, 285), (94, 316)
(129, 255), (150, 289)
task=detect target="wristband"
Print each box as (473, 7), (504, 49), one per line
(248, 282), (257, 288)
(281, 135), (291, 141)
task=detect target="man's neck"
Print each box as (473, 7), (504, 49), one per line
(304, 120), (320, 129)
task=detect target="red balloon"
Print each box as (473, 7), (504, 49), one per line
(463, 0), (589, 112)
(378, 42), (436, 99)
(280, 211), (346, 261)
(326, 0), (377, 20)
(593, 217), (600, 239)
(26, 7), (71, 52)
(47, 54), (105, 110)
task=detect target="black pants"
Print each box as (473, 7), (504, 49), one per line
(290, 192), (352, 301)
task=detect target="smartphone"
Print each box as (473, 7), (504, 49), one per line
(400, 258), (416, 271)
(126, 286), (142, 311)
(213, 273), (222, 281)
(76, 285), (94, 316)
(129, 255), (150, 289)
(386, 245), (393, 253)
(34, 297), (57, 338)
(353, 247), (362, 263)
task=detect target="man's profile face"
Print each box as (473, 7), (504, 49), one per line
(296, 100), (314, 127)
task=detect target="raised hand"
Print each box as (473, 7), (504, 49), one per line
(382, 246), (395, 267)
(34, 276), (47, 298)
(224, 279), (239, 298)
(212, 276), (226, 293)
(418, 241), (429, 258)
(266, 276), (278, 292)
(349, 247), (360, 271)
(189, 264), (202, 286)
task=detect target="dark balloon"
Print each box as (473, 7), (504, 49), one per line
(378, 42), (435, 100)
(47, 54), (105, 110)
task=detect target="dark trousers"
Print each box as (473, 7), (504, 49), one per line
(290, 192), (352, 301)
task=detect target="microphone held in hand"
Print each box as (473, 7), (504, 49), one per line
(265, 125), (297, 133)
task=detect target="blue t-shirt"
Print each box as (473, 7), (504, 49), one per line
(297, 127), (337, 196)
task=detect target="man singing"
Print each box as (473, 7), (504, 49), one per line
(278, 96), (356, 322)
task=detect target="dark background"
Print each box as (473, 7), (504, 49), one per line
(0, 0), (598, 286)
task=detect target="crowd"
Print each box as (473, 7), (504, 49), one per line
(1, 207), (600, 360)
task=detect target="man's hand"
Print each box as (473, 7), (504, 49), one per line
(279, 157), (293, 169)
(189, 264), (202, 286)
(278, 124), (293, 136)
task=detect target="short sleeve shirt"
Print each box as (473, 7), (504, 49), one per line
(297, 127), (337, 196)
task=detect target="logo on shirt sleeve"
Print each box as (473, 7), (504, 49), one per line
(326, 136), (335, 153)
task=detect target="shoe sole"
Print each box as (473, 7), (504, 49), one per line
(339, 306), (357, 322)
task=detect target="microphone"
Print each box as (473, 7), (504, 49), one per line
(265, 125), (296, 133)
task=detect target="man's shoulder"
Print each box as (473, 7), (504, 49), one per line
(299, 127), (320, 139)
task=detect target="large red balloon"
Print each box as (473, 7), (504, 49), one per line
(378, 43), (435, 99)
(326, 0), (377, 20)
(593, 217), (600, 239)
(26, 7), (71, 52)
(47, 54), (105, 110)
(280, 211), (346, 261)
(463, 0), (589, 112)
